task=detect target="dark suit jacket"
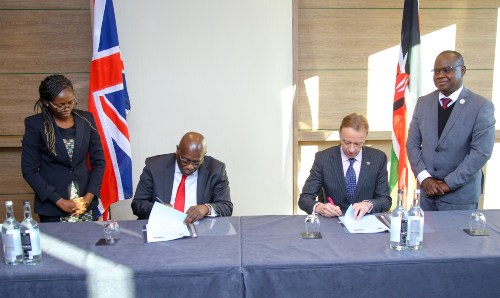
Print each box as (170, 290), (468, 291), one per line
(21, 110), (105, 217)
(407, 87), (495, 204)
(131, 153), (233, 219)
(298, 146), (392, 214)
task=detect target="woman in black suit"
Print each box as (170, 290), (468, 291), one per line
(21, 75), (105, 222)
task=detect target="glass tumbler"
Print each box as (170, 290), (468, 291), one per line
(103, 220), (120, 244)
(304, 214), (320, 236)
(469, 212), (486, 235)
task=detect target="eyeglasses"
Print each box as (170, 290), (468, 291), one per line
(431, 65), (462, 75)
(179, 155), (203, 167)
(48, 97), (78, 111)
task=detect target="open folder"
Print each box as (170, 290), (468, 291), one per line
(146, 202), (191, 242)
(339, 205), (390, 234)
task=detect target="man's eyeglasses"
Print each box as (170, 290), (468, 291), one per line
(48, 97), (78, 111)
(431, 65), (462, 75)
(179, 155), (204, 167)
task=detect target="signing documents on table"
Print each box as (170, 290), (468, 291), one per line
(339, 205), (390, 233)
(146, 202), (191, 242)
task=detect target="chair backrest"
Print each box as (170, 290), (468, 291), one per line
(109, 199), (137, 220)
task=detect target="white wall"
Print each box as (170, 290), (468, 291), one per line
(114, 0), (294, 215)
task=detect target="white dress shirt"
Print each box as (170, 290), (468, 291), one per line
(340, 148), (362, 182)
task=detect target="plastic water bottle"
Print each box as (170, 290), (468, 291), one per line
(408, 189), (424, 250)
(20, 201), (42, 265)
(1, 201), (23, 265)
(390, 190), (408, 251)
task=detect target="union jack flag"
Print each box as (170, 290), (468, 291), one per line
(88, 0), (132, 219)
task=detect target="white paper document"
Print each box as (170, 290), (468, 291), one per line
(339, 205), (390, 234)
(146, 202), (191, 242)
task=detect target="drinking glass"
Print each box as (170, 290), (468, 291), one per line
(304, 214), (320, 236)
(469, 212), (486, 235)
(103, 220), (120, 244)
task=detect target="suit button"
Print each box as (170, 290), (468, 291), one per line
(434, 168), (437, 171)
(70, 168), (74, 172)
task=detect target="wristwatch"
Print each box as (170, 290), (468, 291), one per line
(363, 200), (373, 213)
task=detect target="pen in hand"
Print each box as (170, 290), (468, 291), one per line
(156, 196), (173, 207)
(189, 223), (198, 238)
(327, 196), (342, 217)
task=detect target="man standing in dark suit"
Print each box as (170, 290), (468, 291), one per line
(132, 131), (232, 223)
(299, 113), (392, 219)
(407, 50), (495, 211)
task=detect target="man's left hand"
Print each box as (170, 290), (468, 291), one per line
(184, 204), (210, 224)
(437, 180), (451, 193)
(352, 201), (371, 220)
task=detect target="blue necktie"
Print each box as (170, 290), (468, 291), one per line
(345, 158), (356, 203)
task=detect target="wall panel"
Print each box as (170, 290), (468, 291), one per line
(0, 0), (91, 221)
(0, 74), (90, 137)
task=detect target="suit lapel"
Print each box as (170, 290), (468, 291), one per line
(439, 88), (468, 143)
(72, 113), (85, 164)
(331, 147), (348, 196)
(354, 148), (370, 200)
(163, 156), (176, 204)
(197, 162), (208, 204)
(427, 91), (440, 146)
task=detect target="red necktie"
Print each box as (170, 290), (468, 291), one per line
(174, 175), (187, 212)
(442, 97), (451, 109)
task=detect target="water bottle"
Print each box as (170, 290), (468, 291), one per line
(390, 190), (408, 251)
(408, 189), (424, 250)
(1, 201), (23, 265)
(20, 201), (42, 265)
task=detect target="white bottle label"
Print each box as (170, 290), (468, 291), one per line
(28, 229), (41, 255)
(3, 230), (21, 261)
(408, 216), (424, 241)
(390, 219), (402, 242)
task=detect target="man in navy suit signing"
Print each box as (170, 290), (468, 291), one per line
(407, 50), (495, 211)
(299, 113), (392, 219)
(132, 131), (232, 223)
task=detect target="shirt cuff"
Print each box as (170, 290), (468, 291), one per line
(205, 204), (218, 217)
(312, 202), (320, 215)
(417, 170), (432, 184)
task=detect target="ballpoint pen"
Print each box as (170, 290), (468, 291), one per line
(155, 196), (166, 204)
(189, 223), (198, 238)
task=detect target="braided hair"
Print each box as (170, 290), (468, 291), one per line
(34, 74), (74, 157)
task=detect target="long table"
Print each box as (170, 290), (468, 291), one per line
(241, 210), (500, 298)
(1, 211), (499, 298)
(0, 218), (243, 298)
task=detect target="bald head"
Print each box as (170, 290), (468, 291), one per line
(176, 132), (207, 176)
(178, 132), (206, 155)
